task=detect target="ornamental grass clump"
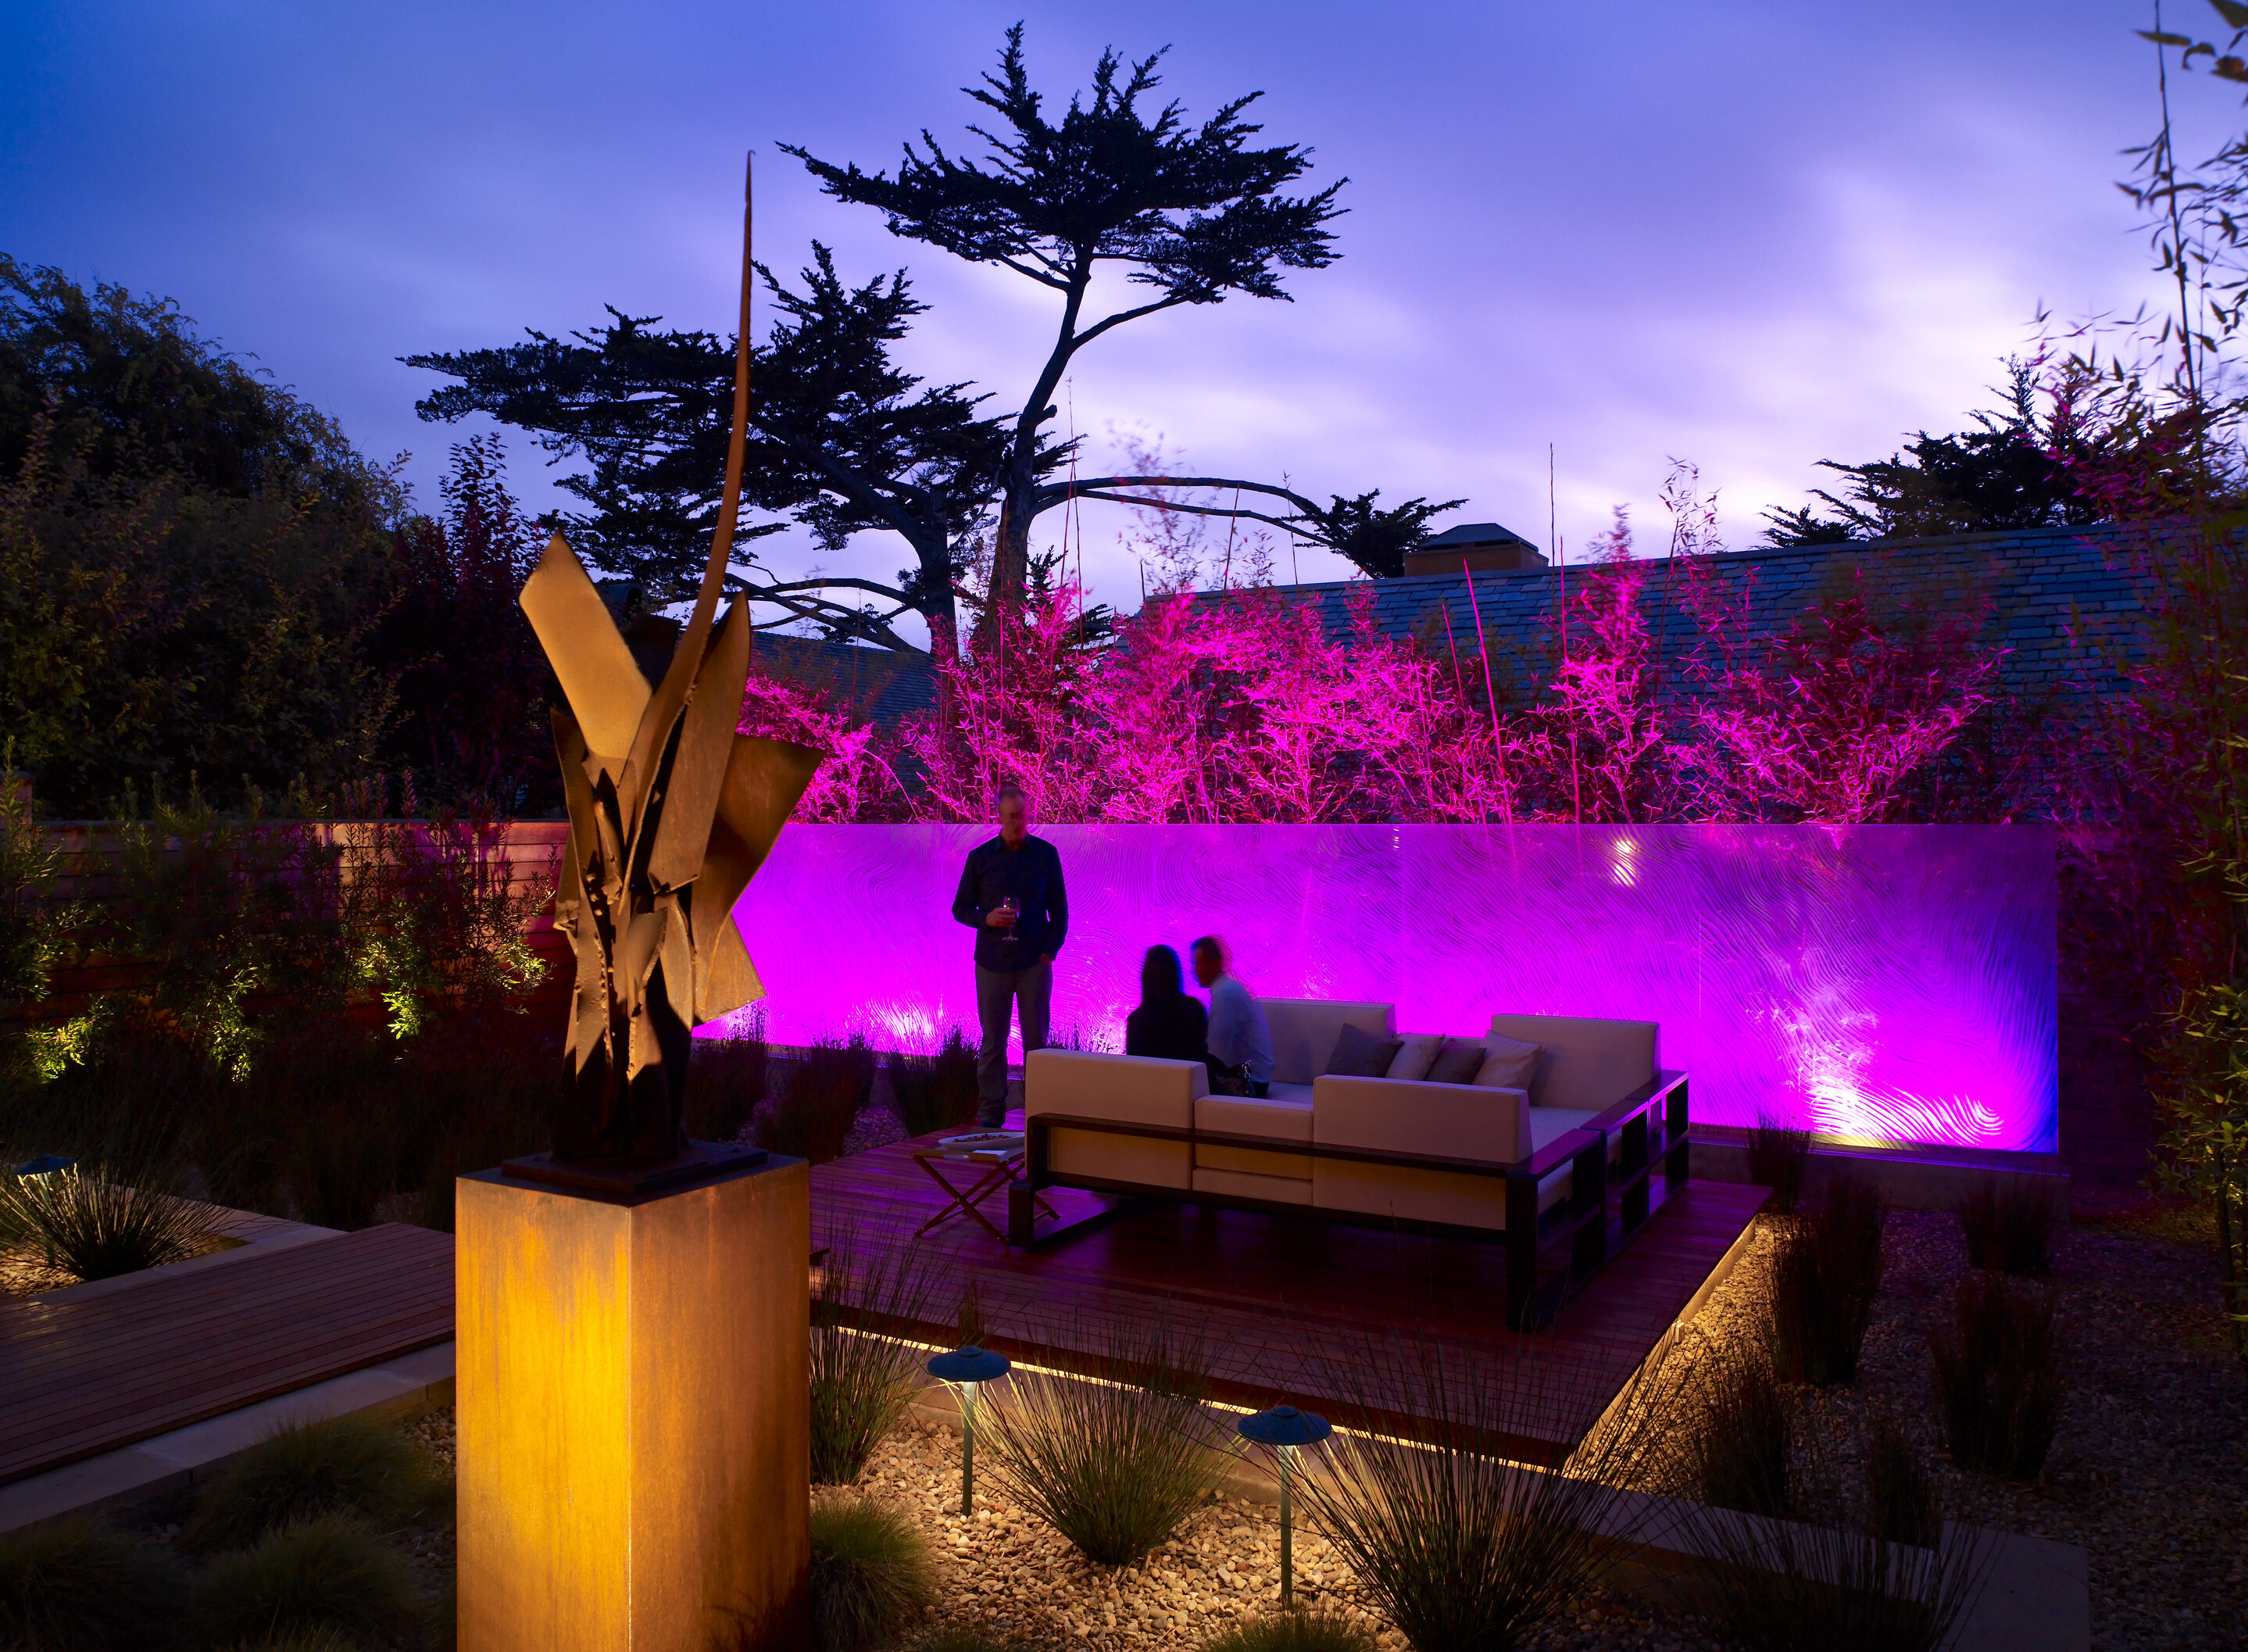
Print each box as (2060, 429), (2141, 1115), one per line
(980, 1319), (1231, 1568)
(1955, 1175), (2058, 1278)
(688, 1013), (769, 1144)
(1928, 1271), (2064, 1478)
(756, 1035), (874, 1164)
(0, 1162), (213, 1288)
(1293, 1335), (1680, 1652)
(1747, 1113), (1814, 1216)
(1695, 1338), (1792, 1518)
(0, 1515), (188, 1652)
(1769, 1177), (1888, 1386)
(1678, 1409), (1993, 1652)
(808, 1493), (934, 1652)
(189, 1515), (424, 1652)
(811, 1220), (943, 1484)
(887, 1028), (980, 1139)
(183, 1415), (446, 1553)
(1197, 1607), (1379, 1652)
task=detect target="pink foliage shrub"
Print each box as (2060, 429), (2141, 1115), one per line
(740, 513), (2012, 827)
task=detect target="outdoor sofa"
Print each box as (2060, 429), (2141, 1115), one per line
(1006, 999), (1689, 1328)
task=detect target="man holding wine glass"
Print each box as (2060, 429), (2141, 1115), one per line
(951, 785), (1070, 1128)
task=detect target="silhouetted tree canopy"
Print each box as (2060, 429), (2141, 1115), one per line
(1764, 362), (2102, 545)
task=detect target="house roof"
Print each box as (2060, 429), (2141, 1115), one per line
(1423, 521), (1537, 549)
(748, 632), (939, 724)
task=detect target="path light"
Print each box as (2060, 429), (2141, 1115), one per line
(927, 1345), (1011, 1517)
(1237, 1404), (1332, 1608)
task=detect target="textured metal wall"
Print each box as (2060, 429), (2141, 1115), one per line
(717, 824), (2056, 1152)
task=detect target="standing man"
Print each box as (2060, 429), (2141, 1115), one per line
(1192, 935), (1274, 1098)
(952, 785), (1069, 1129)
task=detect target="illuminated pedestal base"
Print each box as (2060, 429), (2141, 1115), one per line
(456, 1153), (809, 1652)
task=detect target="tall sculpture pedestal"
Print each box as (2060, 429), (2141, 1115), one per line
(456, 1152), (809, 1652)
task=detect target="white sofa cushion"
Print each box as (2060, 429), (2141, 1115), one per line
(1026, 1049), (1200, 1191)
(1312, 1159), (1510, 1228)
(1489, 1014), (1657, 1111)
(1195, 1092), (1313, 1179)
(1260, 999), (1394, 1086)
(1386, 1033), (1442, 1082)
(1311, 1075), (1531, 1165)
(1192, 1167), (1313, 1205)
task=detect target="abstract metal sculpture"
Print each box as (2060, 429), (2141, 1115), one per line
(514, 159), (817, 1169)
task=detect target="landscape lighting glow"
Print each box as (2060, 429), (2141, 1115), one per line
(715, 824), (2057, 1153)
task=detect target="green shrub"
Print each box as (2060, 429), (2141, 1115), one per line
(756, 1037), (874, 1165)
(0, 1164), (213, 1288)
(1293, 1335), (1677, 1652)
(1696, 1341), (1792, 1518)
(0, 1516), (188, 1651)
(1198, 1608), (1379, 1652)
(1747, 1114), (1813, 1216)
(1929, 1272), (2064, 1478)
(285, 1106), (398, 1232)
(183, 1416), (442, 1552)
(1956, 1176), (2058, 1278)
(190, 1516), (424, 1652)
(887, 1029), (980, 1140)
(1769, 1177), (1887, 1386)
(688, 1019), (769, 1145)
(1864, 1411), (1941, 1548)
(809, 1495), (933, 1652)
(812, 1222), (943, 1485)
(980, 1321), (1229, 1568)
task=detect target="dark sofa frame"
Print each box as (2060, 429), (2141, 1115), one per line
(1006, 1070), (1690, 1329)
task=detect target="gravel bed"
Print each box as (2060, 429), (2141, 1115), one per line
(384, 1200), (2246, 1650)
(1678, 1205), (2248, 1652)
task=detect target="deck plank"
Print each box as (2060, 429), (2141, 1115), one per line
(0, 1224), (453, 1485)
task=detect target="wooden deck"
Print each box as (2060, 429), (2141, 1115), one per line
(812, 1132), (1767, 1466)
(0, 1223), (454, 1486)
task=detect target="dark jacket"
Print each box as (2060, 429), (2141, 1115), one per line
(1124, 993), (1210, 1069)
(952, 833), (1069, 971)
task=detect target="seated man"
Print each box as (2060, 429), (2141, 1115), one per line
(1124, 944), (1210, 1070)
(1191, 935), (1274, 1098)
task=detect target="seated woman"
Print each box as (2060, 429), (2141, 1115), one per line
(1124, 944), (1210, 1072)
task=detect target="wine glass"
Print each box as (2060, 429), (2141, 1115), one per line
(998, 895), (1020, 944)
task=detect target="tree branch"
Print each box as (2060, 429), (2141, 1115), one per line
(1071, 293), (1195, 350)
(1039, 474), (1328, 522)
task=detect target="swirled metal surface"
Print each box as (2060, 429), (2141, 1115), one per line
(713, 824), (2056, 1152)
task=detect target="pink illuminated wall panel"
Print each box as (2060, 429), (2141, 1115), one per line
(714, 824), (2057, 1153)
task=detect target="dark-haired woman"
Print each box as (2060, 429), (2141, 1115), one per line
(1124, 944), (1210, 1074)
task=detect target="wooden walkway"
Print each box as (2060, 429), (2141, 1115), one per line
(0, 1223), (454, 1486)
(812, 1134), (1767, 1466)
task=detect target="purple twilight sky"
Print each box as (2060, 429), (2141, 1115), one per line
(2, 2), (2229, 647)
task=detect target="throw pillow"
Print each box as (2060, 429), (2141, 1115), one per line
(1385, 1033), (1442, 1082)
(1325, 1021), (1403, 1078)
(1472, 1032), (1543, 1094)
(1424, 1038), (1486, 1086)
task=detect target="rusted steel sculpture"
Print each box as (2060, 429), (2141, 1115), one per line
(515, 160), (817, 1167)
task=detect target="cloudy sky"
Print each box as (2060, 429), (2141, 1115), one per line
(4, 2), (2228, 646)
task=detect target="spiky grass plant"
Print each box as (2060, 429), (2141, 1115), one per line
(1928, 1271), (2064, 1478)
(214, 1628), (363, 1652)
(183, 1415), (446, 1552)
(1769, 1177), (1888, 1387)
(688, 1015), (769, 1145)
(1955, 1175), (2058, 1278)
(0, 1163), (214, 1288)
(1197, 1607), (1380, 1652)
(888, 1028), (981, 1139)
(1291, 1335), (1682, 1652)
(1747, 1113), (1814, 1216)
(811, 1220), (943, 1484)
(1678, 1409), (1994, 1652)
(1695, 1337), (1793, 1518)
(0, 1515), (188, 1651)
(809, 1493), (935, 1652)
(979, 1319), (1231, 1568)
(190, 1515), (424, 1652)
(286, 1103), (398, 1232)
(756, 1036), (874, 1164)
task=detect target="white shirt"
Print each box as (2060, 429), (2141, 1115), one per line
(1205, 974), (1274, 1085)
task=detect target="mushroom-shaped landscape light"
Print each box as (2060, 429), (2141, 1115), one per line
(927, 1345), (1012, 1517)
(1237, 1404), (1332, 1607)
